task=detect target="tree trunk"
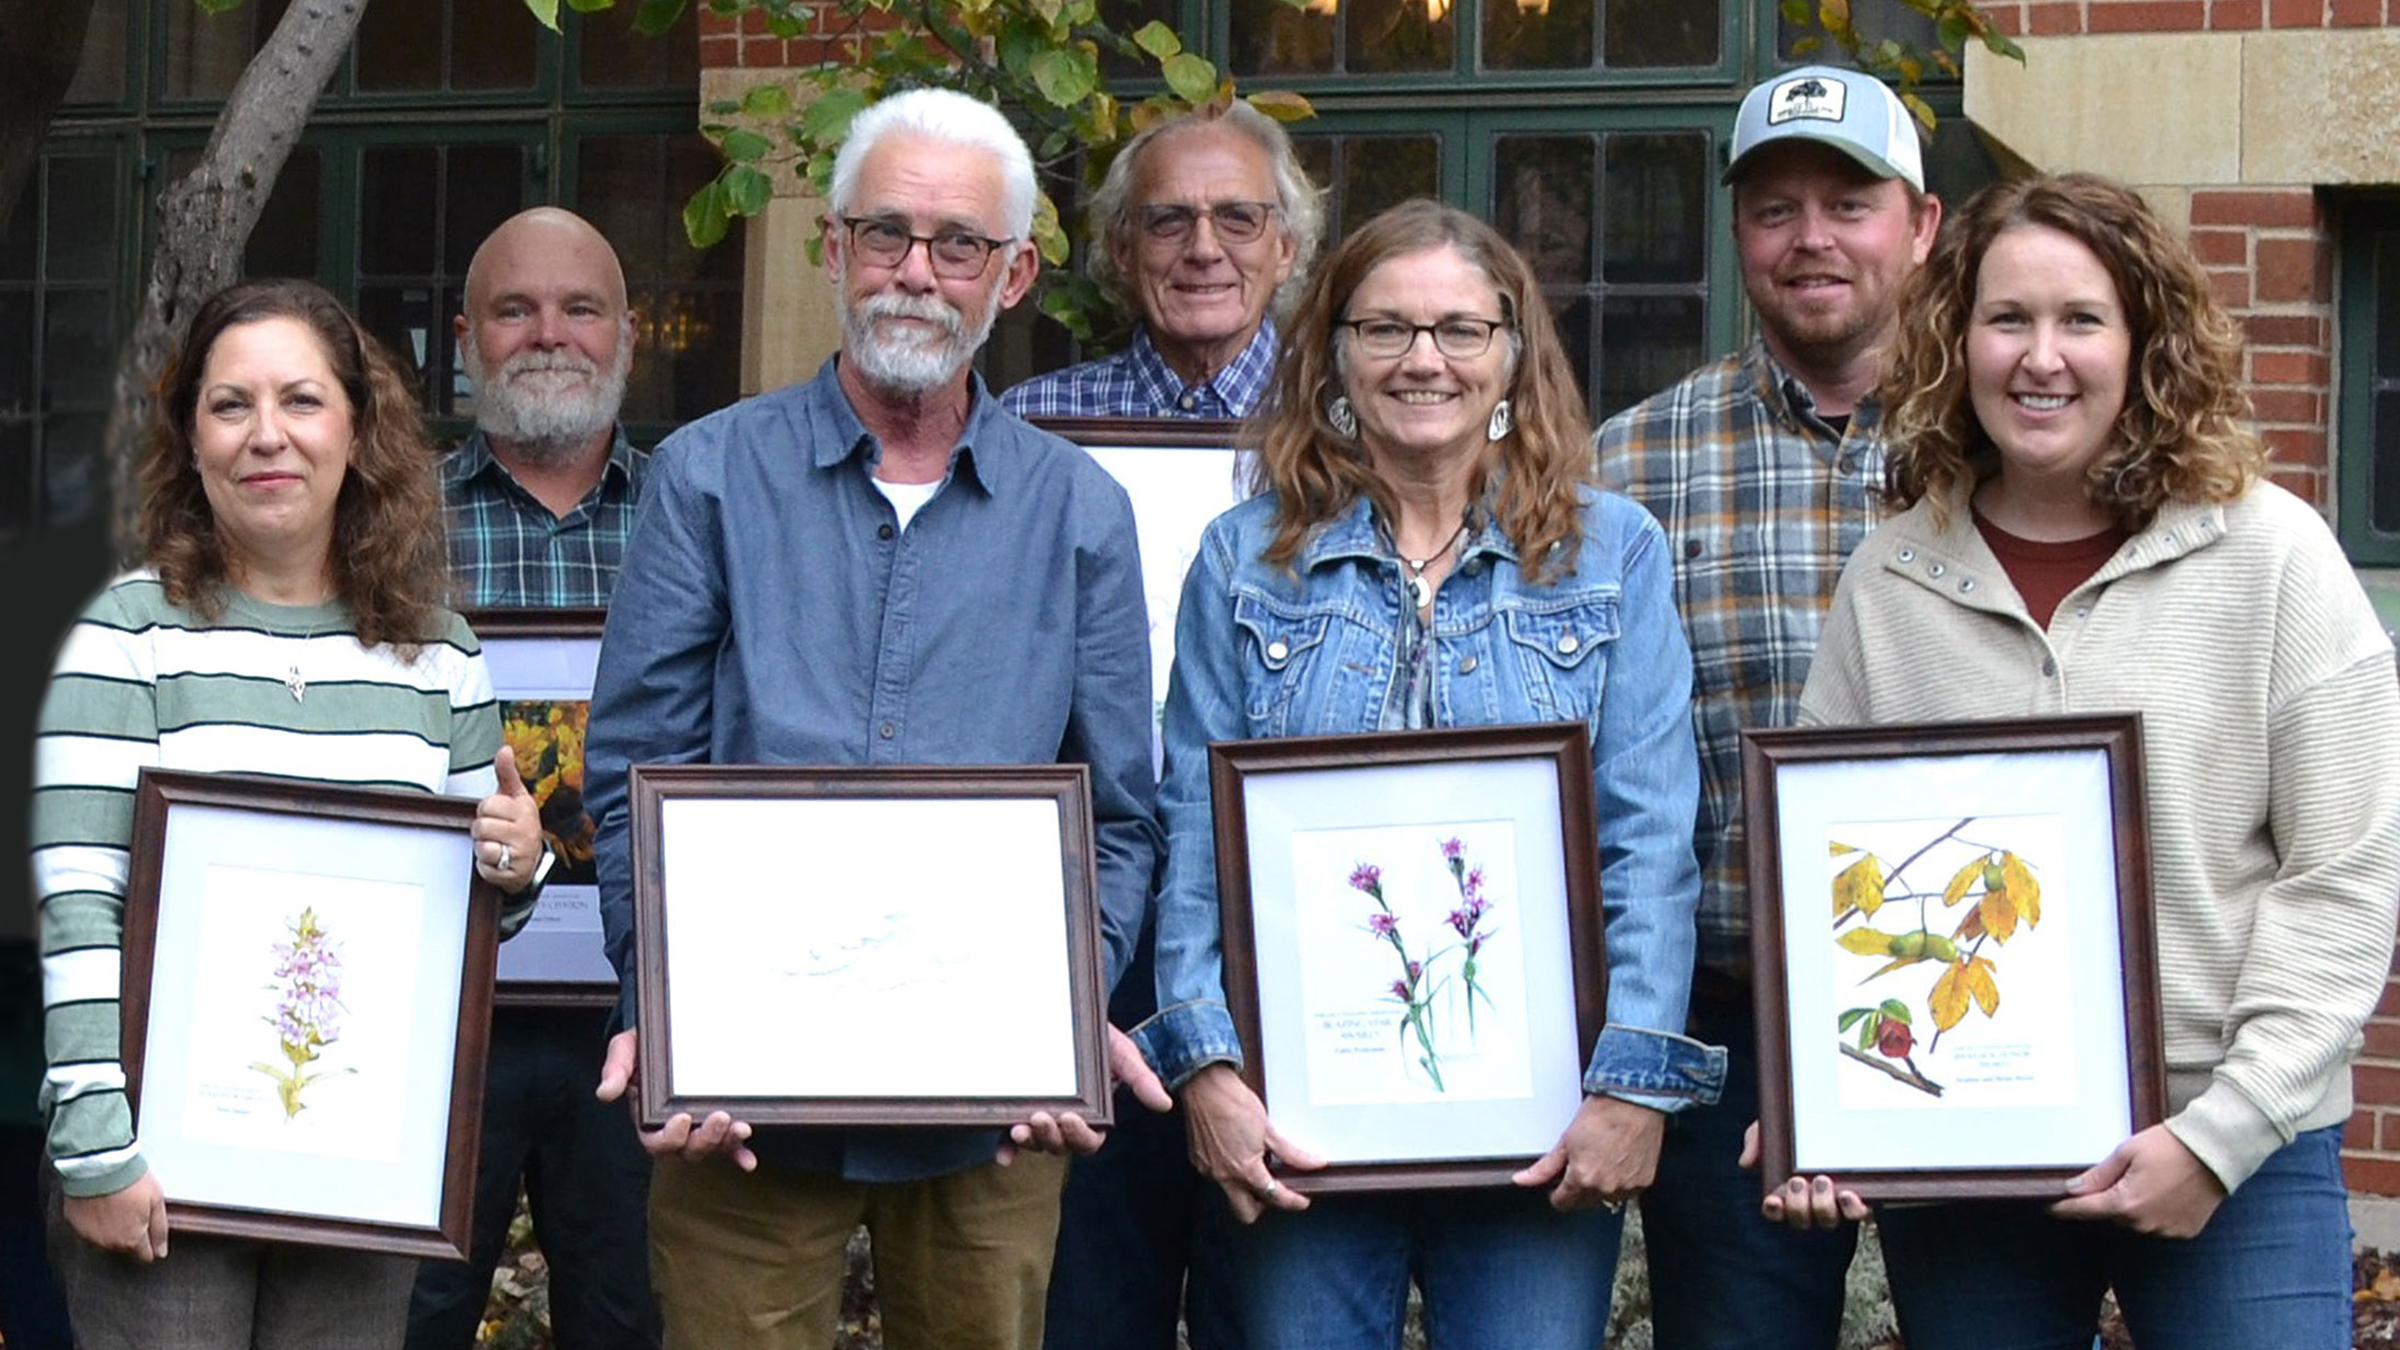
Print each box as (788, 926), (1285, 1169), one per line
(105, 0), (369, 556)
(0, 0), (99, 233)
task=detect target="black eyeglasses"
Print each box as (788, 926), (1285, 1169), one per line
(1131, 201), (1279, 247)
(1340, 317), (1509, 360)
(839, 217), (1014, 279)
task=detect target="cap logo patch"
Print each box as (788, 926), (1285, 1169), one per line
(1767, 75), (1846, 125)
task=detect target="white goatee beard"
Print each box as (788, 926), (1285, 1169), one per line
(840, 263), (1007, 398)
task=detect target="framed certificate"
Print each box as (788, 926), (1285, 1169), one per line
(121, 769), (499, 1258)
(628, 764), (1112, 1129)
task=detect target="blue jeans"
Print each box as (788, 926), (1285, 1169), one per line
(1210, 1185), (1622, 1350)
(1638, 992), (1858, 1350)
(1877, 1124), (2352, 1350)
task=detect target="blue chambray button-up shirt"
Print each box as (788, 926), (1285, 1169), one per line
(585, 357), (1162, 1182)
(1136, 489), (1724, 1111)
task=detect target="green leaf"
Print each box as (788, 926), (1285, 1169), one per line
(719, 128), (774, 163)
(802, 87), (872, 144)
(1936, 11), (1970, 52)
(1028, 47), (1098, 107)
(741, 83), (793, 118)
(722, 164), (775, 216)
(1132, 20), (1182, 58)
(1779, 0), (1809, 20)
(683, 179), (730, 249)
(1032, 190), (1070, 266)
(1245, 89), (1314, 123)
(1161, 52), (1217, 105)
(1790, 35), (1820, 55)
(634, 0), (690, 36)
(1986, 31), (2028, 63)
(997, 17), (1050, 76)
(1901, 91), (1936, 134)
(1878, 998), (1913, 1023)
(1837, 1007), (1875, 1032)
(519, 0), (563, 28)
(565, 0), (615, 13)
(704, 99), (742, 116)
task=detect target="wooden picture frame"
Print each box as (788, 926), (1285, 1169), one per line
(121, 769), (499, 1259)
(460, 607), (614, 1008)
(1032, 416), (1248, 771)
(1208, 722), (1607, 1192)
(628, 764), (1112, 1129)
(1742, 715), (2165, 1202)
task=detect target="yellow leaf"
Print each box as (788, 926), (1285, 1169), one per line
(1952, 905), (1985, 941)
(1929, 959), (1970, 1031)
(1941, 856), (1982, 907)
(1977, 885), (2019, 943)
(1834, 854), (1886, 919)
(1837, 928), (1896, 956)
(1830, 840), (1859, 856)
(1863, 954), (1926, 981)
(2002, 852), (2042, 927)
(1966, 956), (2000, 1016)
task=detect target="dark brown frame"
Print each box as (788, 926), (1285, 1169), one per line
(1029, 415), (1244, 449)
(460, 607), (615, 1009)
(628, 764), (1113, 1129)
(1209, 722), (1607, 1192)
(121, 769), (500, 1259)
(1741, 715), (2165, 1202)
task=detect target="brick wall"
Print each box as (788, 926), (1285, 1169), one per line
(2185, 187), (2335, 505)
(698, 4), (877, 68)
(1974, 0), (2400, 32)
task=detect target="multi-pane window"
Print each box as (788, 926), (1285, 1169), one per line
(0, 148), (127, 539)
(2338, 199), (2400, 564)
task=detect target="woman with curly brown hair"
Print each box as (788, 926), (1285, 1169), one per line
(33, 278), (545, 1350)
(1770, 173), (2400, 1349)
(1138, 199), (1718, 1347)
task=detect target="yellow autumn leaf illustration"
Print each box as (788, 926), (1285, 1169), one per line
(1952, 904), (1986, 941)
(2001, 852), (2041, 928)
(1977, 883), (2020, 943)
(1833, 854), (1886, 920)
(1941, 856), (1983, 907)
(1830, 841), (1860, 856)
(1837, 928), (1896, 956)
(1965, 955), (2000, 1016)
(1929, 958), (1970, 1031)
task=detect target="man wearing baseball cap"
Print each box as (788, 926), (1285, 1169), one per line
(1596, 65), (1940, 1349)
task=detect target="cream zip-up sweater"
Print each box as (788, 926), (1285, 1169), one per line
(1800, 482), (2400, 1192)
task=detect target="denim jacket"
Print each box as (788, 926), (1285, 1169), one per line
(1137, 487), (1726, 1111)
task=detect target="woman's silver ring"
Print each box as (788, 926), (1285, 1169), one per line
(1602, 1198), (1624, 1213)
(1259, 1177), (1280, 1196)
(497, 844), (514, 874)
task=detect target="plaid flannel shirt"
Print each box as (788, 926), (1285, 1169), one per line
(1000, 319), (1280, 419)
(440, 427), (649, 608)
(1595, 339), (1886, 983)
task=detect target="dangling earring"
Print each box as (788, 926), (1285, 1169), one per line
(1486, 398), (1514, 443)
(1327, 395), (1359, 440)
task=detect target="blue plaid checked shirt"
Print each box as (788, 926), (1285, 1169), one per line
(440, 428), (649, 608)
(1595, 339), (1886, 983)
(1000, 319), (1281, 419)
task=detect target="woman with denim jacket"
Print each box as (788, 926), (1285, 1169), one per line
(1132, 199), (1724, 1347)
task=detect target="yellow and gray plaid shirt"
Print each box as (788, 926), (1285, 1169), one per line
(1595, 339), (1885, 983)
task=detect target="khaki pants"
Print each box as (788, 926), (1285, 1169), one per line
(648, 1151), (1068, 1350)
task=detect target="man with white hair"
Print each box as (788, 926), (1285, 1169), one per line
(584, 88), (1165, 1350)
(416, 205), (658, 1350)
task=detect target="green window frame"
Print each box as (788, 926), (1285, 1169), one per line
(2338, 196), (2400, 566)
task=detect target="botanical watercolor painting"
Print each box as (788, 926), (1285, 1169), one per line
(501, 699), (596, 886)
(1287, 819), (1534, 1109)
(176, 864), (424, 1162)
(250, 907), (354, 1118)
(1821, 812), (2083, 1111)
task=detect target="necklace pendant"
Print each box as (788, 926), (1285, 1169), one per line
(285, 664), (306, 703)
(1407, 573), (1435, 610)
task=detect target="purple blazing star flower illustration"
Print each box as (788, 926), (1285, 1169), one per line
(1366, 912), (1399, 939)
(1348, 863), (1383, 898)
(250, 907), (355, 1119)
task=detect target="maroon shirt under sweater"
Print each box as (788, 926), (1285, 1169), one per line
(1972, 510), (2130, 629)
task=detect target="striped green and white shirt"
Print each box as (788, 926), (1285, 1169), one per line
(34, 571), (504, 1197)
